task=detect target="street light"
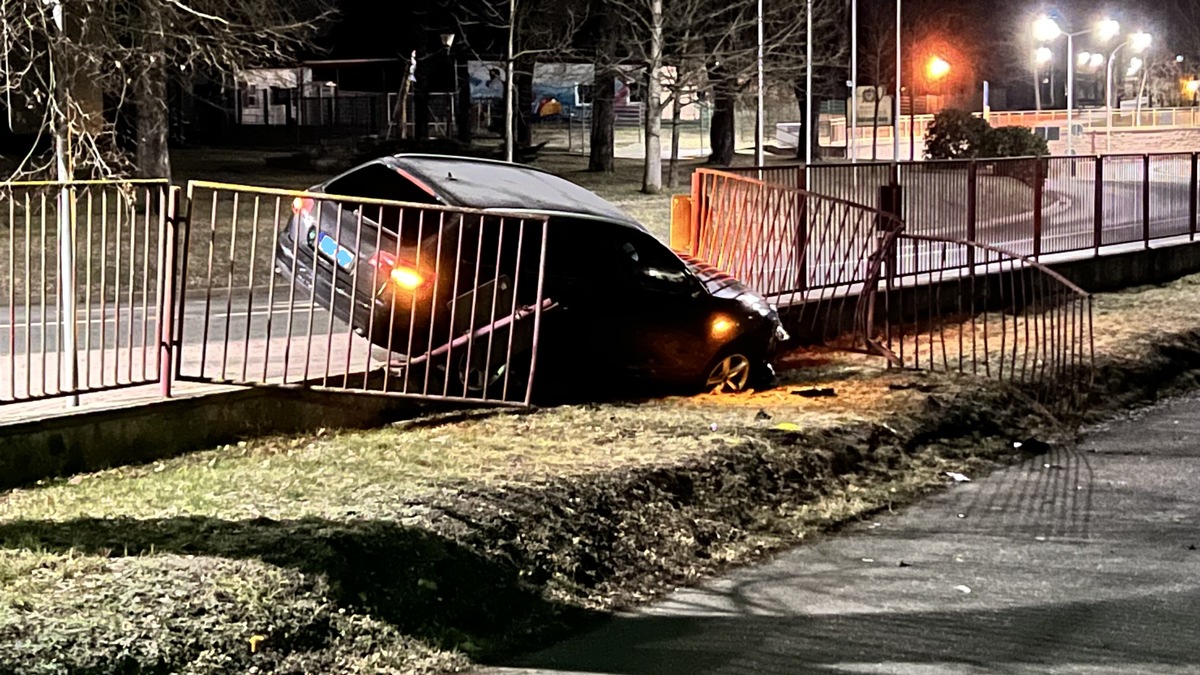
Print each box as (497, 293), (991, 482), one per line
(1105, 31), (1152, 152)
(927, 56), (951, 80)
(1034, 16), (1120, 156)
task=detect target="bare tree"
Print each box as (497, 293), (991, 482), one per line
(0, 0), (334, 180)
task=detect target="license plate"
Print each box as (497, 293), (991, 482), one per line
(317, 232), (355, 270)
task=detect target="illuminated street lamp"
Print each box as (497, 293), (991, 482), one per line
(927, 56), (951, 80)
(1034, 16), (1120, 156)
(1105, 31), (1153, 151)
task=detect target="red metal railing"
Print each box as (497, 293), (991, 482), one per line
(694, 167), (1095, 406)
(729, 152), (1200, 266)
(689, 168), (903, 345)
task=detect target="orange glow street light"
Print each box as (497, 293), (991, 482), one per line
(927, 56), (951, 80)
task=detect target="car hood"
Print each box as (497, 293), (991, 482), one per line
(679, 253), (756, 300)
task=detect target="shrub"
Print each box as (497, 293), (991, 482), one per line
(978, 125), (1050, 159)
(924, 109), (991, 160)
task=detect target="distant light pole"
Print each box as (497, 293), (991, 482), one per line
(892, 0), (901, 164)
(1105, 31), (1152, 152)
(1034, 46), (1053, 111)
(755, 0), (764, 166)
(1034, 16), (1120, 156)
(849, 0), (858, 163)
(805, 0), (813, 166)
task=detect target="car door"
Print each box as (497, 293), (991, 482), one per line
(603, 229), (714, 382)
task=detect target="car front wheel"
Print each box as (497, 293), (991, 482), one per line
(703, 345), (776, 394)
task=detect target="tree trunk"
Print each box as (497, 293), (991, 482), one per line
(707, 61), (735, 166)
(667, 92), (682, 188)
(515, 55), (534, 149)
(640, 0), (664, 194)
(135, 0), (170, 180)
(871, 86), (880, 161)
(589, 66), (615, 172)
(793, 81), (806, 160)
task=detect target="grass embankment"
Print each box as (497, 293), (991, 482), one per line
(9, 270), (1200, 671)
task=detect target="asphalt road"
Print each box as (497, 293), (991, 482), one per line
(494, 394), (1200, 675)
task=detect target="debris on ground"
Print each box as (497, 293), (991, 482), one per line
(792, 387), (837, 398)
(945, 472), (972, 483)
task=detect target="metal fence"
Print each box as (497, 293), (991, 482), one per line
(689, 168), (903, 345)
(177, 182), (550, 406)
(691, 167), (1095, 403)
(0, 180), (173, 405)
(876, 235), (1094, 411)
(728, 152), (1200, 269)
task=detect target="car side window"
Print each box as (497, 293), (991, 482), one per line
(612, 231), (696, 295)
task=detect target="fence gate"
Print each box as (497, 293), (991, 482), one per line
(173, 181), (550, 406)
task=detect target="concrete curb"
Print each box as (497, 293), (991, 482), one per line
(0, 387), (461, 492)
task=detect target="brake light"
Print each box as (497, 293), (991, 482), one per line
(367, 251), (425, 291)
(390, 266), (424, 290)
(292, 197), (315, 215)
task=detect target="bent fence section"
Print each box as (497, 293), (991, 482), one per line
(688, 168), (903, 346)
(177, 182), (550, 407)
(875, 235), (1094, 410)
(688, 168), (1095, 407)
(0, 180), (173, 405)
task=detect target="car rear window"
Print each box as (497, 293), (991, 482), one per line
(323, 163), (442, 243)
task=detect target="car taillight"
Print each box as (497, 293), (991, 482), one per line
(367, 251), (425, 291)
(292, 197), (315, 215)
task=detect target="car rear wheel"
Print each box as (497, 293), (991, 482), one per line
(455, 350), (530, 402)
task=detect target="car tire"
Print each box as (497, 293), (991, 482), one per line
(455, 350), (531, 402)
(703, 348), (774, 394)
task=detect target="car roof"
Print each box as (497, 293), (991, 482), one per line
(380, 154), (646, 231)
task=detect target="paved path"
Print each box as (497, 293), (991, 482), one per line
(493, 394), (1200, 674)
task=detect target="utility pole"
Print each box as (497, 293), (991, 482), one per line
(755, 0), (764, 166)
(505, 0), (516, 162)
(849, 0), (858, 163)
(805, 0), (813, 165)
(893, 0), (901, 164)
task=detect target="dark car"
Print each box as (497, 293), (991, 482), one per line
(275, 154), (789, 397)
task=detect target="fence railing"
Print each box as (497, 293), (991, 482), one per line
(876, 234), (1094, 411)
(820, 106), (1200, 146)
(177, 182), (551, 406)
(730, 153), (1200, 269)
(0, 180), (174, 405)
(691, 167), (1096, 404)
(689, 168), (903, 345)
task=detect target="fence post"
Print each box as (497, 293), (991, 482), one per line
(796, 166), (808, 291)
(1094, 156), (1104, 253)
(1143, 154), (1151, 249)
(966, 159), (977, 268)
(1190, 152), (1198, 242)
(58, 184), (79, 406)
(1033, 158), (1044, 260)
(158, 185), (182, 398)
(690, 170), (702, 254)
